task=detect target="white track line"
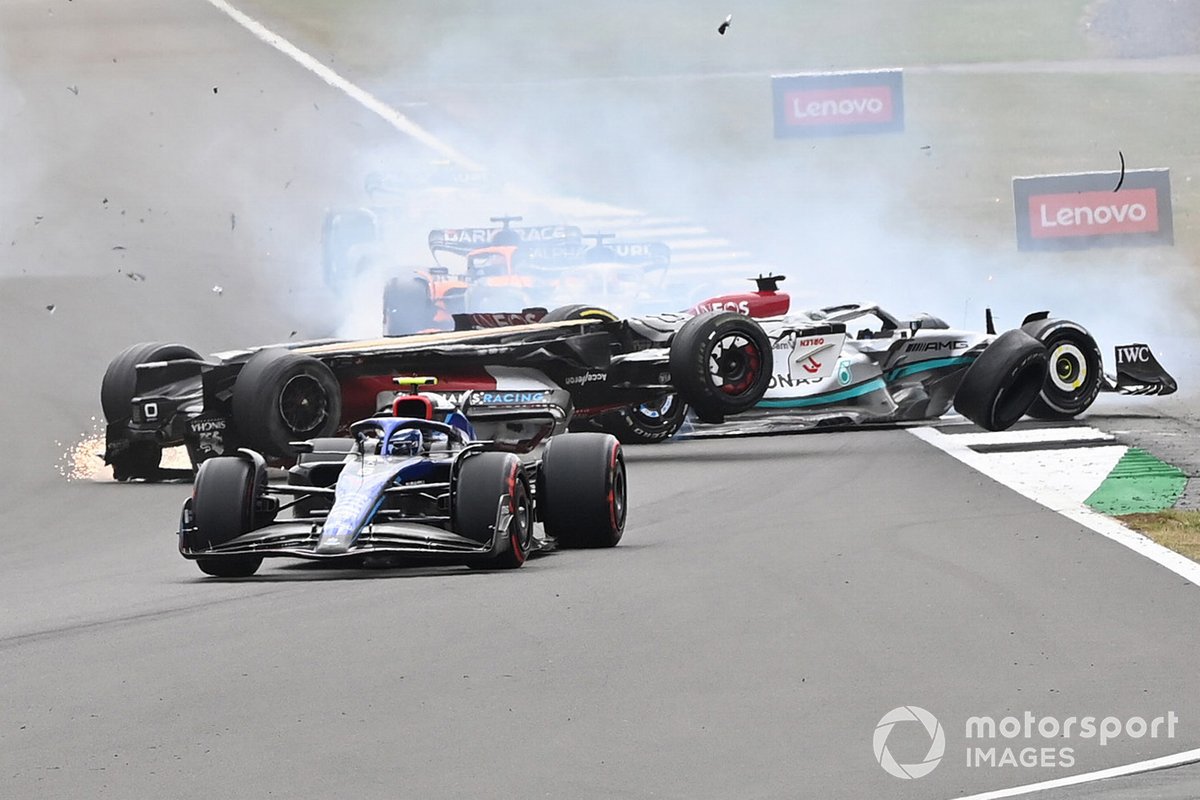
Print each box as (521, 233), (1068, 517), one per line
(201, 0), (484, 172)
(946, 746), (1200, 800)
(914, 423), (1200, 795)
(910, 426), (1200, 585)
(201, 4), (1195, 795)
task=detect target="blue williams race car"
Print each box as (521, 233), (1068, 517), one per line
(178, 384), (626, 577)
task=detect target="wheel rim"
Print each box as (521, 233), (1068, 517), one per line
(1049, 343), (1087, 393)
(278, 374), (330, 434)
(708, 334), (762, 396)
(631, 394), (676, 426)
(511, 490), (532, 556)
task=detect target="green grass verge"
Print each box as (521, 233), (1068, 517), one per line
(1119, 509), (1200, 563)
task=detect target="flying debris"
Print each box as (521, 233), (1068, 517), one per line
(718, 14), (732, 35)
(45, 304), (56, 313)
(124, 271), (145, 282)
(230, 213), (236, 231)
(1114, 150), (1126, 192)
(67, 85), (78, 95)
(212, 285), (224, 296)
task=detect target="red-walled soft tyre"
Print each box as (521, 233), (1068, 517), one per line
(540, 433), (626, 548)
(456, 452), (532, 569)
(189, 457), (263, 578)
(669, 312), (772, 423)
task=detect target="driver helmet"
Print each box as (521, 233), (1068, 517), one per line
(387, 428), (424, 457)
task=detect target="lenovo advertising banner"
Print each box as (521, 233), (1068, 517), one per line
(772, 69), (905, 138)
(1013, 169), (1173, 251)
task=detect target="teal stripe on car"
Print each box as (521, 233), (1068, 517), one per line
(884, 355), (975, 382)
(756, 378), (887, 408)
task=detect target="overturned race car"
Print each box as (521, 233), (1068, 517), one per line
(100, 308), (773, 479)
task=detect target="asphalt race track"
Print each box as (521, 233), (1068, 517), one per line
(3, 2), (1200, 798)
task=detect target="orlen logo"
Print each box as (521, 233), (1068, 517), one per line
(1030, 189), (1159, 239)
(785, 86), (893, 125)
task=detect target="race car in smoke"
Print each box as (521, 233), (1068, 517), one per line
(178, 381), (626, 577)
(99, 307), (772, 480)
(603, 276), (1177, 439)
(101, 276), (1175, 480)
(382, 216), (673, 335)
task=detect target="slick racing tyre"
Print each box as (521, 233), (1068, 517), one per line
(542, 304), (620, 323)
(383, 277), (436, 336)
(591, 394), (688, 444)
(668, 311), (772, 424)
(455, 452), (532, 569)
(953, 329), (1048, 432)
(232, 349), (342, 461)
(540, 433), (626, 548)
(1021, 319), (1104, 420)
(189, 456), (264, 577)
(101, 341), (201, 481)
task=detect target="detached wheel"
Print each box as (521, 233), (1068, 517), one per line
(232, 349), (341, 460)
(543, 304), (619, 323)
(541, 433), (626, 548)
(669, 311), (772, 423)
(101, 341), (201, 481)
(189, 457), (263, 577)
(383, 277), (436, 335)
(455, 452), (532, 569)
(1021, 319), (1104, 420)
(592, 394), (688, 444)
(953, 329), (1048, 431)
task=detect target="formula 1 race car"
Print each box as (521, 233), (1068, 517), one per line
(382, 216), (672, 335)
(614, 276), (1178, 437)
(102, 277), (1176, 480)
(100, 308), (773, 480)
(178, 384), (626, 577)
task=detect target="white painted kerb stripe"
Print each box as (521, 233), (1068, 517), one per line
(947, 746), (1200, 800)
(201, 0), (484, 172)
(909, 426), (1200, 586)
